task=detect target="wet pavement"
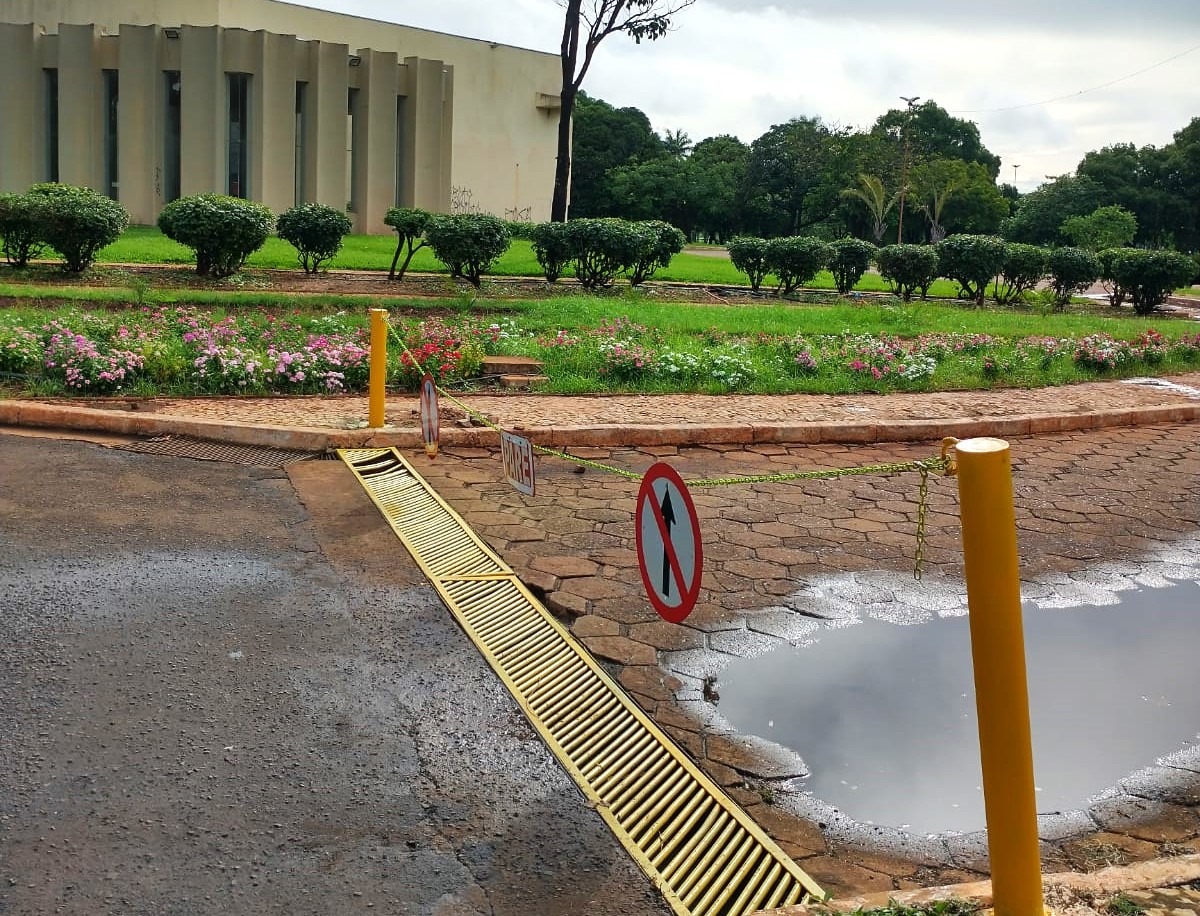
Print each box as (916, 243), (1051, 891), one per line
(4, 383), (1200, 904)
(716, 580), (1200, 835)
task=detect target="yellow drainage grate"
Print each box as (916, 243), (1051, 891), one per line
(339, 448), (825, 916)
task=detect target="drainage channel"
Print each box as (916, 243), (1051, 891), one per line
(339, 447), (825, 916)
(117, 435), (331, 467)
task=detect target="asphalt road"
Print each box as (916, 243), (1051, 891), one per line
(0, 432), (669, 916)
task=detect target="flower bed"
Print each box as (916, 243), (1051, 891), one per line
(2, 304), (1199, 398)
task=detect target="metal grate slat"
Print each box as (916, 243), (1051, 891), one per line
(117, 434), (323, 467)
(339, 447), (824, 916)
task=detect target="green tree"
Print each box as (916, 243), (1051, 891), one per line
(743, 117), (851, 236)
(999, 174), (1105, 245)
(1077, 142), (1189, 248)
(608, 155), (695, 237)
(1164, 117), (1200, 250)
(1061, 205), (1138, 252)
(940, 162), (1010, 236)
(570, 93), (664, 218)
(872, 100), (1001, 179)
(910, 159), (969, 243)
(688, 135), (750, 243)
(552, 0), (696, 222)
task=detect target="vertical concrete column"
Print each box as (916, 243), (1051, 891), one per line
(180, 25), (224, 196)
(57, 24), (100, 189)
(251, 30), (296, 216)
(117, 25), (161, 225)
(438, 65), (454, 215)
(0, 23), (38, 192)
(404, 56), (450, 213)
(353, 49), (398, 233)
(309, 41), (349, 211)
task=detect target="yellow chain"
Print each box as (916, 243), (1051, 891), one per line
(387, 320), (953, 577)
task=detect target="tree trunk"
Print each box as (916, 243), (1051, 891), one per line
(551, 88), (577, 222)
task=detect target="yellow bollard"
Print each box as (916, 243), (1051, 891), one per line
(368, 308), (388, 428)
(954, 437), (1044, 916)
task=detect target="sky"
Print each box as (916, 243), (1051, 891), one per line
(291, 0), (1199, 191)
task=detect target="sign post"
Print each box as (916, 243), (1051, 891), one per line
(636, 462), (703, 624)
(419, 374), (439, 459)
(500, 431), (536, 496)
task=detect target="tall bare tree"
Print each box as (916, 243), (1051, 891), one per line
(551, 0), (696, 222)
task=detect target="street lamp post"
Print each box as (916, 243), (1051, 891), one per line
(896, 95), (920, 244)
(1013, 163), (1021, 187)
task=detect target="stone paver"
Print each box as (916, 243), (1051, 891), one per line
(407, 423), (1200, 896)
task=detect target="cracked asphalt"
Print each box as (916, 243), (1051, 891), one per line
(0, 432), (670, 916)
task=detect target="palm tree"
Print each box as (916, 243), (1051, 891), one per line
(841, 174), (897, 243)
(663, 128), (693, 159)
(912, 159), (969, 243)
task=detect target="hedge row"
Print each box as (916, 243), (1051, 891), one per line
(0, 184), (129, 273)
(728, 233), (1196, 315)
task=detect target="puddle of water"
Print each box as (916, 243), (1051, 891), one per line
(716, 581), (1200, 835)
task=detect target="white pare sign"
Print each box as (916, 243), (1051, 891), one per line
(500, 432), (536, 496)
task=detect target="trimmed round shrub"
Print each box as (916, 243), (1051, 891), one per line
(158, 194), (275, 279)
(727, 236), (770, 292)
(994, 242), (1048, 305)
(1099, 247), (1195, 316)
(276, 203), (352, 274)
(529, 220), (573, 283)
(28, 183), (128, 273)
(764, 236), (831, 296)
(0, 192), (47, 268)
(424, 213), (510, 288)
(626, 220), (685, 286)
(384, 206), (431, 280)
(827, 237), (876, 295)
(1046, 246), (1100, 309)
(565, 217), (643, 291)
(875, 244), (939, 302)
(936, 234), (1008, 306)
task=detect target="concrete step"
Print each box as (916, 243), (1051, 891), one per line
(499, 374), (550, 390)
(483, 355), (545, 376)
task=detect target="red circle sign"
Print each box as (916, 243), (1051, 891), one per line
(419, 374), (439, 459)
(635, 462), (703, 623)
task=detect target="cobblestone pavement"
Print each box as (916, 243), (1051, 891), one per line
(407, 423), (1200, 897)
(1124, 881), (1200, 915)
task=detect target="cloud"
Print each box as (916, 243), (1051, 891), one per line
(700, 0), (1199, 36)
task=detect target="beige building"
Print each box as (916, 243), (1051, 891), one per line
(0, 0), (562, 232)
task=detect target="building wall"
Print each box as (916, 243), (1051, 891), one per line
(0, 0), (562, 230)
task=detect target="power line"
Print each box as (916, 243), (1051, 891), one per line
(950, 41), (1200, 114)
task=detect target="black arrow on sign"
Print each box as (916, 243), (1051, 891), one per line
(659, 488), (676, 597)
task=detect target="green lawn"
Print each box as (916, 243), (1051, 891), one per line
(95, 226), (966, 297)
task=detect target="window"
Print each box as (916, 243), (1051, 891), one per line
(346, 88), (358, 211)
(227, 73), (250, 198)
(103, 70), (119, 199)
(395, 96), (406, 206)
(294, 82), (307, 205)
(164, 71), (181, 202)
(44, 69), (59, 182)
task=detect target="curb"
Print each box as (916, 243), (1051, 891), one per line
(756, 853), (1200, 915)
(2, 399), (1199, 450)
